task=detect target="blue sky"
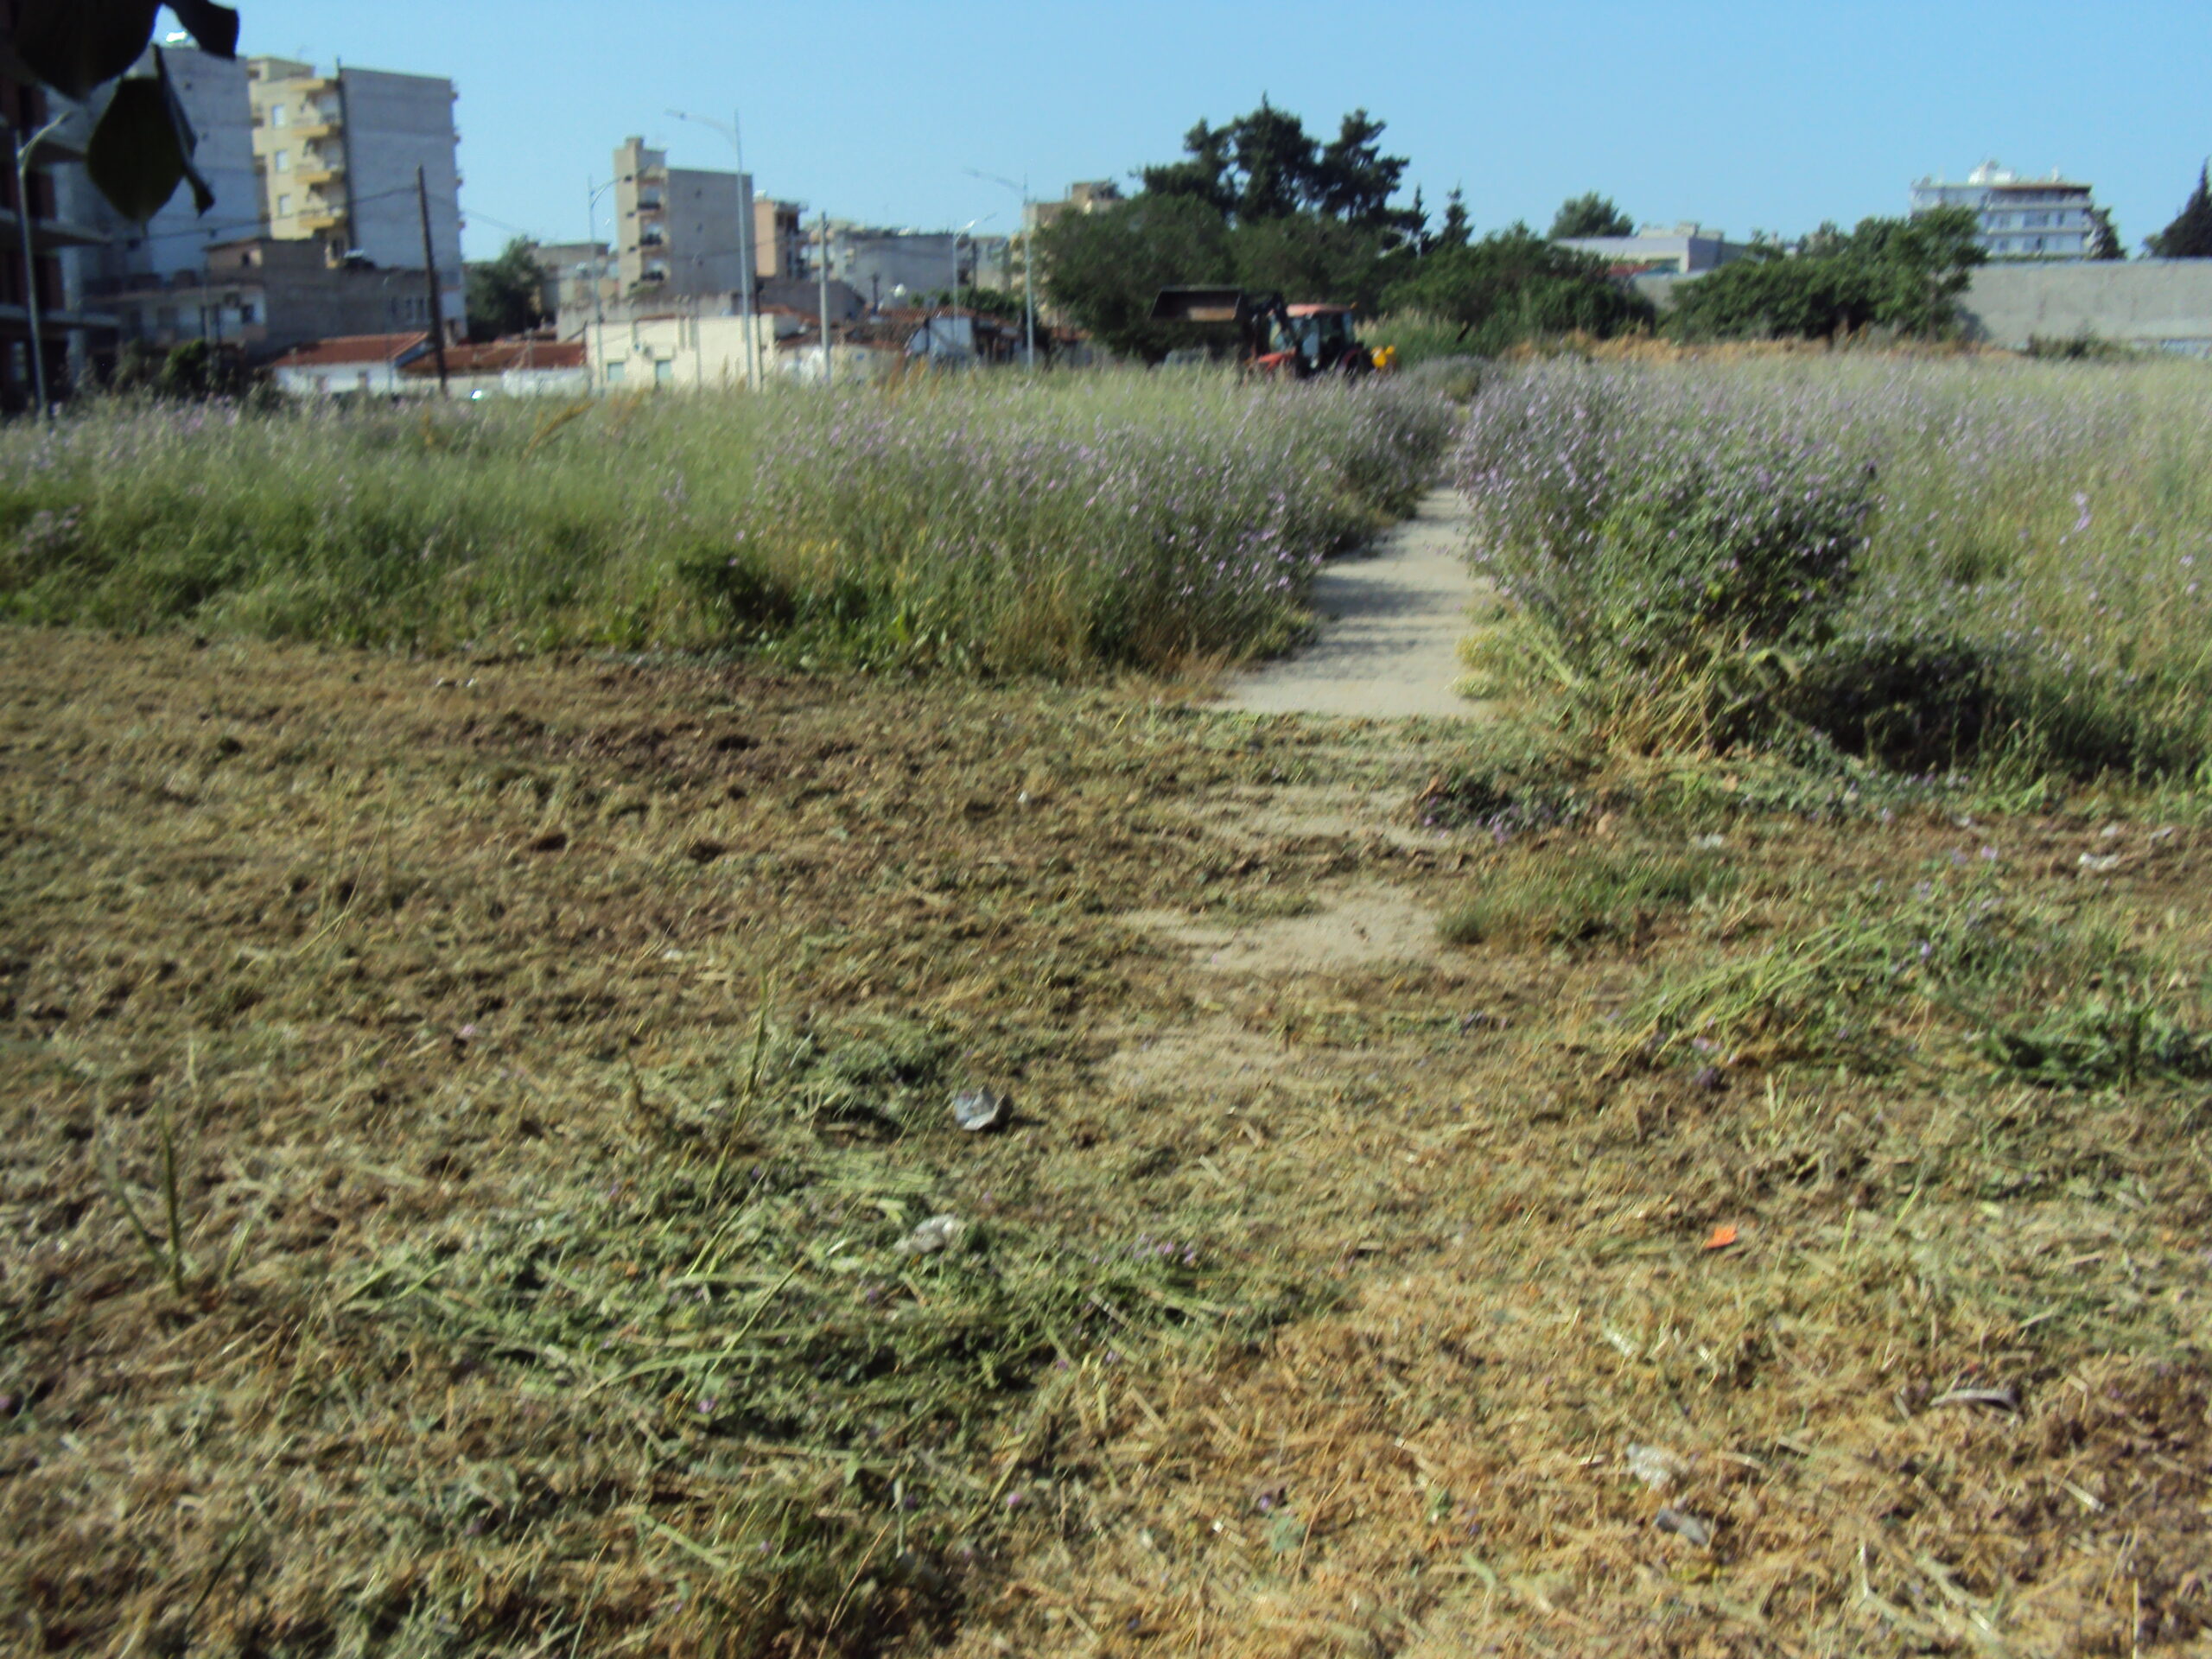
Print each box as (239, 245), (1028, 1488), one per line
(232, 1), (2209, 262)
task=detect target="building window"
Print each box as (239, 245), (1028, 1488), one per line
(277, 194), (291, 215)
(655, 359), (674, 387)
(605, 360), (626, 385)
(275, 149), (289, 171)
(270, 104), (287, 127)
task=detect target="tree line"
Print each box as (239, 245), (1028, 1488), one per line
(1036, 105), (2212, 359)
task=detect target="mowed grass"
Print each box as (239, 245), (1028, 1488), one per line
(0, 374), (1453, 676)
(6, 630), (2212, 1656)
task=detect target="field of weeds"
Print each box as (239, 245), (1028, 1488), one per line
(0, 376), (1452, 677)
(4, 357), (2211, 1658)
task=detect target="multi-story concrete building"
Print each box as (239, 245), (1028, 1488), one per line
(1910, 162), (2100, 259)
(756, 198), (806, 281)
(76, 39), (260, 283)
(246, 55), (463, 318)
(612, 137), (753, 297)
(1025, 180), (1122, 233)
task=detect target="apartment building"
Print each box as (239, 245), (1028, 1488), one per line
(247, 57), (464, 300)
(1911, 162), (2101, 259)
(0, 7), (115, 410)
(74, 39), (261, 283)
(613, 137), (753, 297)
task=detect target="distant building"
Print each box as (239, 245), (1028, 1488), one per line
(265, 330), (433, 396)
(246, 56), (464, 311)
(755, 198), (806, 281)
(0, 29), (116, 408)
(613, 137), (753, 298)
(1554, 223), (1751, 275)
(1026, 180), (1122, 232)
(1911, 162), (2099, 260)
(94, 236), (457, 362)
(398, 336), (588, 397)
(797, 226), (1014, 313)
(582, 312), (778, 391)
(79, 39), (259, 283)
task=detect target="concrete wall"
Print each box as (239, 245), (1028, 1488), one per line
(1960, 261), (2212, 354)
(340, 67), (462, 275)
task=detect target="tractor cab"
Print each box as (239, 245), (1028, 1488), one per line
(1280, 304), (1364, 374)
(1149, 288), (1389, 378)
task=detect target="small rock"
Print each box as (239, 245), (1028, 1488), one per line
(1690, 833), (1727, 852)
(1654, 1507), (1714, 1548)
(1624, 1443), (1689, 1491)
(891, 1215), (965, 1257)
(2077, 852), (2122, 874)
(952, 1088), (1011, 1133)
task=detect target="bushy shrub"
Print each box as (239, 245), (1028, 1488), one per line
(1458, 363), (1874, 744)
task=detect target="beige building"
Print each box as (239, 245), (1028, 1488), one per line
(613, 137), (753, 297)
(247, 57), (462, 323)
(582, 312), (777, 391)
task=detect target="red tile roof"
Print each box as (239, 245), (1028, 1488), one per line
(399, 339), (586, 376)
(268, 333), (430, 369)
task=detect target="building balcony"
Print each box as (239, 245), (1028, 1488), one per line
(0, 207), (111, 250)
(295, 156), (345, 187)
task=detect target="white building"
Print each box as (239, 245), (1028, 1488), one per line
(1554, 223), (1751, 274)
(1910, 162), (2100, 259)
(247, 56), (464, 320)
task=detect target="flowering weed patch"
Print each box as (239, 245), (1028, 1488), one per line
(1459, 357), (2212, 778)
(0, 374), (1453, 676)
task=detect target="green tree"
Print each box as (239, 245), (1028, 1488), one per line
(1669, 207), (1986, 341)
(1046, 103), (1427, 355)
(1549, 192), (1634, 239)
(1384, 226), (1654, 352)
(466, 237), (549, 342)
(2087, 207), (2123, 260)
(1033, 194), (1234, 359)
(1430, 187), (1472, 251)
(2145, 163), (2212, 258)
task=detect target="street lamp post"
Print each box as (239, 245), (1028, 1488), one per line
(966, 168), (1036, 369)
(5, 111), (71, 423)
(583, 175), (614, 391)
(667, 108), (760, 390)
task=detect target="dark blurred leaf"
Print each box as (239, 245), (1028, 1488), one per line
(86, 52), (211, 222)
(164, 1), (240, 59)
(7, 0), (161, 101)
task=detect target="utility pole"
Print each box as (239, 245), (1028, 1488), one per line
(818, 211), (832, 387)
(416, 165), (450, 397)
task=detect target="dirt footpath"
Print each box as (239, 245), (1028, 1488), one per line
(1224, 486), (1481, 720)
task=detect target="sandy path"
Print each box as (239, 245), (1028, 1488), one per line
(1222, 486), (1480, 719)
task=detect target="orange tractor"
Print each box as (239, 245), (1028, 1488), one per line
(1150, 287), (1395, 378)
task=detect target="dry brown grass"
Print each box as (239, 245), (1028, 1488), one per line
(3, 632), (2209, 1656)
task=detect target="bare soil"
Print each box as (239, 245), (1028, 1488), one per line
(2, 632), (2207, 1656)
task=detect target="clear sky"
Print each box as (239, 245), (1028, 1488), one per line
(230, 0), (2209, 263)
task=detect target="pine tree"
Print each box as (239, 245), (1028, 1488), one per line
(2145, 163), (2212, 258)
